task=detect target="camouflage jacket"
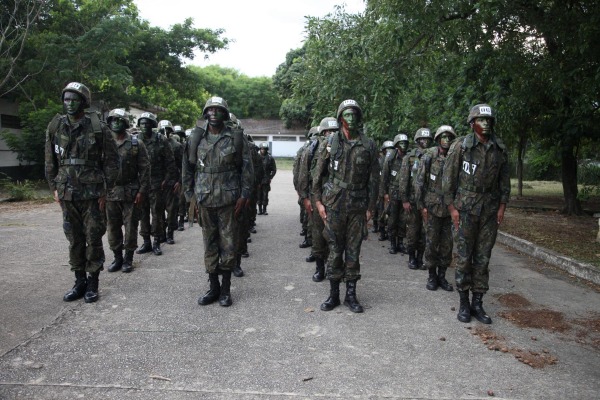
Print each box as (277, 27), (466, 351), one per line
(250, 143), (264, 187)
(292, 141), (309, 192)
(380, 149), (405, 200)
(297, 136), (325, 199)
(442, 133), (510, 216)
(312, 131), (380, 213)
(138, 131), (177, 190)
(260, 152), (277, 184)
(182, 125), (253, 207)
(414, 146), (449, 217)
(398, 147), (427, 204)
(168, 135), (183, 183)
(107, 133), (150, 202)
(44, 112), (120, 201)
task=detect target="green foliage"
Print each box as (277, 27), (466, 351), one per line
(578, 161), (600, 199)
(0, 173), (36, 201)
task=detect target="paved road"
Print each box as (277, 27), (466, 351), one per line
(1, 170), (599, 399)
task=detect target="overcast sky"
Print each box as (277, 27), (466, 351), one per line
(134, 0), (365, 77)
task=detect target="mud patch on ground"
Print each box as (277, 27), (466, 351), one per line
(496, 293), (531, 308)
(498, 309), (570, 333)
(470, 326), (558, 369)
(571, 315), (600, 350)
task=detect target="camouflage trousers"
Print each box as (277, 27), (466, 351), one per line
(178, 189), (187, 217)
(234, 205), (250, 255)
(248, 187), (258, 225)
(106, 200), (140, 252)
(323, 208), (366, 281)
(200, 204), (237, 273)
(424, 214), (453, 269)
(164, 186), (181, 232)
(139, 188), (166, 239)
(60, 199), (106, 273)
(310, 199), (328, 260)
(257, 183), (271, 206)
(453, 209), (499, 293)
(405, 204), (425, 252)
(376, 197), (386, 229)
(387, 197), (406, 239)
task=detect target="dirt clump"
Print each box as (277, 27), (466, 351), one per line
(496, 293), (531, 308)
(498, 309), (570, 333)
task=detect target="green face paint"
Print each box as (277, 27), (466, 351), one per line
(473, 117), (491, 136)
(110, 118), (127, 134)
(439, 134), (453, 149)
(138, 119), (153, 135)
(341, 109), (358, 130)
(206, 107), (226, 128)
(63, 92), (82, 116)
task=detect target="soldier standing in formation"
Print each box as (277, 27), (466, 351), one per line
(298, 117), (339, 282)
(105, 108), (150, 274)
(173, 125), (188, 231)
(398, 128), (433, 270)
(381, 133), (409, 255)
(376, 140), (394, 241)
(45, 82), (120, 303)
(295, 127), (318, 250)
(414, 125), (456, 292)
(183, 97), (253, 307)
(313, 100), (380, 313)
(247, 134), (264, 234)
(135, 112), (178, 256)
(443, 104), (510, 324)
(159, 120), (183, 245)
(257, 142), (277, 215)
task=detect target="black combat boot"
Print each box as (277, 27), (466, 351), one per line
(389, 236), (398, 254)
(305, 253), (316, 262)
(299, 237), (312, 248)
(84, 271), (100, 303)
(312, 257), (325, 282)
(166, 228), (175, 245)
(417, 250), (426, 270)
(159, 228), (167, 244)
(343, 280), (364, 313)
(437, 267), (453, 291)
(63, 271), (87, 302)
(397, 238), (407, 254)
(108, 250), (123, 272)
(371, 221), (379, 233)
(426, 267), (439, 291)
(263, 205), (268, 215)
(378, 228), (388, 241)
(122, 250), (134, 273)
(457, 290), (471, 323)
(249, 226), (256, 234)
(219, 271), (233, 307)
(300, 228), (307, 236)
(408, 249), (419, 269)
(233, 255), (244, 277)
(178, 216), (185, 231)
(320, 280), (341, 311)
(136, 237), (152, 254)
(471, 292), (492, 324)
(198, 273), (221, 305)
(258, 205), (264, 215)
(152, 238), (162, 256)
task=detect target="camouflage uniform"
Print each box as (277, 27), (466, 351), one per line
(258, 146), (277, 213)
(165, 134), (183, 242)
(295, 135), (314, 248)
(45, 82), (120, 303)
(248, 140), (264, 228)
(380, 146), (406, 254)
(138, 130), (177, 251)
(106, 132), (150, 266)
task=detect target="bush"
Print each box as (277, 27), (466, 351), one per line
(0, 174), (37, 201)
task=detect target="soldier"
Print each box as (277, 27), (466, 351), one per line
(257, 142), (277, 215)
(182, 97), (253, 307)
(442, 104), (510, 324)
(247, 134), (264, 234)
(398, 127), (433, 269)
(376, 140), (394, 242)
(105, 109), (150, 273)
(381, 133), (409, 255)
(174, 125), (188, 231)
(159, 119), (183, 245)
(136, 112), (178, 256)
(414, 125), (456, 291)
(313, 99), (380, 313)
(45, 82), (120, 303)
(296, 127), (318, 250)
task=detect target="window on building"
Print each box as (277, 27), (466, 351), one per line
(272, 136), (298, 142)
(252, 136), (268, 142)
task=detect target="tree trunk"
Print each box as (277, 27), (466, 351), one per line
(516, 132), (527, 198)
(560, 141), (582, 215)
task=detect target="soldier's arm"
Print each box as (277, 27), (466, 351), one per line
(137, 141), (151, 196)
(240, 138), (253, 199)
(101, 126), (121, 192)
(297, 146), (312, 199)
(181, 138), (195, 202)
(499, 150), (511, 205)
(380, 156), (390, 199)
(442, 140), (461, 208)
(162, 138), (177, 187)
(44, 123), (58, 191)
(398, 156), (410, 203)
(311, 144), (328, 204)
(414, 154), (429, 210)
(367, 143), (381, 214)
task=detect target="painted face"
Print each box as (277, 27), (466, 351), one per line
(110, 118), (127, 134)
(341, 108), (359, 130)
(322, 129), (336, 138)
(63, 91), (83, 115)
(473, 117), (492, 136)
(396, 142), (408, 152)
(439, 133), (454, 149)
(417, 138), (432, 149)
(138, 119), (154, 135)
(206, 107), (226, 128)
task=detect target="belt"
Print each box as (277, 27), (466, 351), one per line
(196, 164), (237, 173)
(59, 158), (97, 167)
(333, 177), (365, 191)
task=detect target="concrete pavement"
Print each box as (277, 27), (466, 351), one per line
(1, 170), (599, 399)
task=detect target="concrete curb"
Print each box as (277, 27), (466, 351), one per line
(498, 230), (600, 285)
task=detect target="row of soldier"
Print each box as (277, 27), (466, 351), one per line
(293, 101), (510, 323)
(45, 82), (276, 306)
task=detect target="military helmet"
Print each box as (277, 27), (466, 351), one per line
(107, 108), (130, 128)
(380, 140), (394, 151)
(393, 133), (409, 147)
(467, 104), (494, 124)
(158, 120), (173, 132)
(173, 125), (184, 134)
(202, 96), (230, 120)
(260, 142), (269, 150)
(336, 99), (362, 120)
(137, 112), (158, 128)
(61, 82), (91, 109)
(414, 128), (433, 142)
(319, 117), (339, 133)
(307, 126), (319, 138)
(434, 125), (456, 141)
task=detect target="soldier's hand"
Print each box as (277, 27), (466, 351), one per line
(53, 190), (60, 204)
(366, 210), (372, 222)
(134, 192), (144, 206)
(161, 180), (166, 190)
(173, 182), (181, 193)
(316, 201), (327, 221)
(448, 205), (460, 231)
(234, 197), (247, 218)
(303, 197), (313, 213)
(497, 203), (507, 225)
(98, 196), (106, 212)
(402, 201), (412, 212)
(421, 208), (428, 224)
(384, 194), (390, 206)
